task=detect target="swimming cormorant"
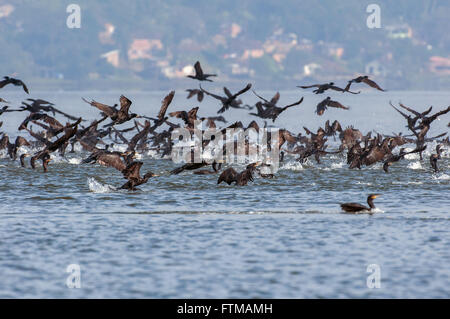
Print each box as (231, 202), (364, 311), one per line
(340, 194), (381, 213)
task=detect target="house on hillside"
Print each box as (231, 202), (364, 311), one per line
(429, 56), (450, 75)
(365, 60), (387, 77)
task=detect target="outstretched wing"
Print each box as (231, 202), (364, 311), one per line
(158, 91), (175, 121)
(270, 92), (281, 105)
(327, 100), (349, 110)
(282, 97), (304, 110)
(362, 78), (385, 91)
(123, 161), (143, 179)
(297, 84), (320, 89)
(119, 95), (132, 114)
(223, 87), (233, 98)
(217, 167), (238, 185)
(199, 85), (224, 101)
(231, 83), (252, 100)
(82, 98), (117, 117)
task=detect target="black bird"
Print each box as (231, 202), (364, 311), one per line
(217, 162), (261, 186)
(30, 118), (82, 171)
(200, 83), (252, 113)
(430, 144), (443, 173)
(316, 97), (349, 115)
(0, 76), (29, 94)
(251, 90), (304, 122)
(298, 82), (360, 94)
(82, 95), (139, 126)
(120, 161), (158, 191)
(345, 76), (385, 92)
(20, 99), (79, 121)
(340, 194), (381, 213)
(193, 161), (222, 175)
(186, 89), (204, 102)
(187, 61), (217, 82)
(0, 106), (21, 116)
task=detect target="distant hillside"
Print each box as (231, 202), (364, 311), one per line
(0, 0), (449, 90)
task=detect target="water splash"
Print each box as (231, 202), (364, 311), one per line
(87, 177), (116, 193)
(280, 161), (304, 171)
(432, 173), (449, 180)
(407, 161), (423, 170)
(68, 157), (82, 165)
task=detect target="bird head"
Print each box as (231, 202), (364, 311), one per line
(368, 194), (381, 200)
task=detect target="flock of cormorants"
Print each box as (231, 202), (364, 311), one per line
(1, 62), (449, 213)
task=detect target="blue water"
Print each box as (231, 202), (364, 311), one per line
(0, 90), (449, 298)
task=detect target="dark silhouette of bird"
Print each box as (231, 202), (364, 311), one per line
(82, 95), (139, 127)
(251, 90), (304, 122)
(186, 89), (204, 102)
(430, 144), (443, 173)
(217, 162), (261, 186)
(120, 161), (158, 190)
(298, 82), (360, 94)
(316, 97), (349, 115)
(0, 76), (29, 94)
(200, 83), (252, 113)
(340, 194), (381, 213)
(345, 76), (385, 92)
(187, 61), (217, 82)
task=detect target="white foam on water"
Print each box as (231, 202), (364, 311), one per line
(356, 181), (372, 186)
(407, 161), (423, 170)
(87, 177), (116, 193)
(68, 157), (82, 165)
(330, 161), (345, 169)
(432, 173), (449, 180)
(392, 181), (423, 185)
(280, 161), (304, 171)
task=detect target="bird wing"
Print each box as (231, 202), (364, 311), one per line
(282, 97), (304, 110)
(41, 115), (64, 131)
(119, 95), (132, 114)
(231, 83), (252, 100)
(223, 87), (233, 98)
(270, 92), (281, 105)
(326, 100), (349, 110)
(0, 78), (8, 89)
(97, 153), (127, 171)
(123, 161), (143, 179)
(158, 91), (175, 121)
(398, 102), (421, 117)
(21, 81), (30, 94)
(186, 89), (196, 99)
(340, 203), (368, 212)
(252, 90), (270, 104)
(199, 85), (224, 101)
(362, 78), (385, 91)
(217, 167), (238, 185)
(297, 84), (320, 89)
(332, 120), (342, 132)
(82, 98), (117, 117)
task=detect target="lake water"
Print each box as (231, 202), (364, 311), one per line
(0, 89), (449, 298)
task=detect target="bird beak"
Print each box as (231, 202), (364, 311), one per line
(372, 194), (381, 198)
(255, 161), (262, 167)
